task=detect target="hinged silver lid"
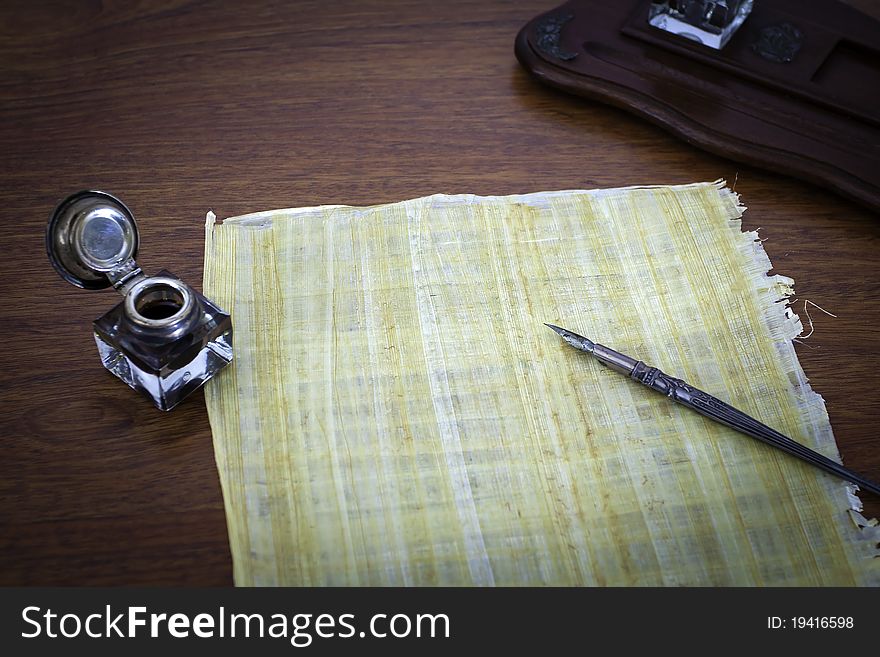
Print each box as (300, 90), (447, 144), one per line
(46, 190), (140, 290)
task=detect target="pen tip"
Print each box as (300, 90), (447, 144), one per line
(543, 323), (595, 353)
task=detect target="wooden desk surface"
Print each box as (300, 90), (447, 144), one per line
(1, 0), (877, 586)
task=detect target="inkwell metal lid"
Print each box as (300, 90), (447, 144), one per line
(46, 190), (140, 290)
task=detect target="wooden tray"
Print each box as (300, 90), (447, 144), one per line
(515, 0), (880, 212)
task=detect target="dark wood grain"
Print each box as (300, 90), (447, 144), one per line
(0, 0), (878, 586)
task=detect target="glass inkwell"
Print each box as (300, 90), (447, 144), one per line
(46, 190), (233, 410)
(648, 1), (754, 49)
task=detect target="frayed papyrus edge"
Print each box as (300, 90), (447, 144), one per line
(208, 180), (737, 227)
(715, 180), (879, 583)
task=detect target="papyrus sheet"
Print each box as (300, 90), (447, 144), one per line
(203, 182), (879, 585)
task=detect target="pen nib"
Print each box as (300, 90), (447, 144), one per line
(544, 323), (596, 353)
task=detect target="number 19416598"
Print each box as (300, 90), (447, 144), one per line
(768, 616), (853, 629)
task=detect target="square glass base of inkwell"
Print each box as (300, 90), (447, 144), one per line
(648, 0), (753, 49)
(93, 271), (233, 411)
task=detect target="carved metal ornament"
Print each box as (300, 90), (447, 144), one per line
(751, 22), (803, 63)
(534, 13), (579, 61)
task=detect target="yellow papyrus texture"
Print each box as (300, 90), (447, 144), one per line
(203, 182), (879, 585)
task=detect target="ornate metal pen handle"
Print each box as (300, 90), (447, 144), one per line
(546, 324), (880, 497)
